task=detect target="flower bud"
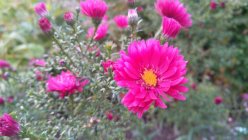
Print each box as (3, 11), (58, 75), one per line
(64, 11), (74, 25)
(39, 17), (52, 33)
(0, 97), (4, 105)
(128, 9), (139, 27)
(34, 2), (48, 17)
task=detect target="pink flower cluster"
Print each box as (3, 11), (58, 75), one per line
(0, 113), (20, 137)
(155, 0), (192, 38)
(46, 71), (89, 98)
(114, 39), (188, 118)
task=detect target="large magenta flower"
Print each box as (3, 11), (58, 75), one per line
(46, 71), (89, 98)
(155, 0), (192, 38)
(80, 0), (108, 20)
(114, 39), (188, 118)
(0, 113), (20, 137)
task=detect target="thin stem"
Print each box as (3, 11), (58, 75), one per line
(52, 36), (77, 68)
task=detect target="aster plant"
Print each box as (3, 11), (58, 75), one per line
(1, 0), (194, 139)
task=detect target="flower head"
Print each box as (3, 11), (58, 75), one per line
(105, 111), (114, 121)
(214, 96), (223, 105)
(80, 0), (108, 20)
(7, 96), (14, 103)
(0, 97), (4, 105)
(46, 71), (89, 98)
(0, 60), (11, 69)
(39, 17), (52, 33)
(210, 1), (218, 10)
(102, 60), (114, 73)
(114, 39), (188, 118)
(34, 2), (48, 17)
(128, 9), (139, 27)
(29, 59), (46, 67)
(114, 15), (128, 29)
(241, 93), (248, 101)
(162, 16), (182, 38)
(155, 0), (192, 28)
(0, 113), (20, 137)
(87, 22), (108, 41)
(64, 11), (74, 24)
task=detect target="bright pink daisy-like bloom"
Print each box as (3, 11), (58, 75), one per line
(39, 17), (52, 33)
(80, 0), (108, 20)
(0, 113), (20, 137)
(46, 71), (89, 98)
(87, 23), (108, 41)
(114, 39), (188, 118)
(114, 15), (128, 29)
(155, 0), (192, 38)
(34, 2), (48, 17)
(0, 60), (11, 69)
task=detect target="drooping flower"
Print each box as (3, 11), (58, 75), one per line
(46, 71), (89, 98)
(0, 113), (20, 137)
(210, 1), (218, 10)
(214, 96), (223, 105)
(0, 60), (11, 69)
(162, 16), (182, 38)
(128, 9), (139, 27)
(29, 59), (46, 67)
(38, 17), (52, 33)
(102, 60), (114, 73)
(80, 0), (108, 20)
(64, 11), (74, 24)
(114, 15), (128, 29)
(34, 2), (48, 17)
(113, 39), (188, 118)
(155, 0), (192, 38)
(87, 22), (108, 41)
(0, 97), (4, 105)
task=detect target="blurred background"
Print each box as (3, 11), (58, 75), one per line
(0, 0), (248, 139)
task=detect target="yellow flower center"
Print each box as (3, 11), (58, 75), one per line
(141, 69), (157, 87)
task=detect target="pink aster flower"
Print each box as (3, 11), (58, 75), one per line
(128, 9), (139, 26)
(64, 11), (74, 24)
(39, 17), (52, 33)
(87, 22), (108, 41)
(214, 96), (223, 105)
(0, 60), (11, 69)
(155, 0), (192, 27)
(80, 0), (108, 20)
(162, 16), (182, 38)
(46, 71), (89, 98)
(0, 113), (20, 137)
(29, 59), (46, 67)
(0, 97), (4, 105)
(114, 15), (128, 29)
(102, 60), (114, 73)
(34, 2), (48, 17)
(210, 1), (218, 10)
(113, 39), (188, 118)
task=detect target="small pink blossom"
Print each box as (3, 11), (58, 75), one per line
(114, 15), (128, 29)
(0, 97), (4, 105)
(46, 71), (89, 98)
(64, 11), (74, 23)
(80, 0), (108, 20)
(128, 9), (139, 26)
(102, 60), (114, 73)
(35, 70), (43, 81)
(0, 60), (11, 69)
(39, 17), (52, 33)
(191, 83), (197, 90)
(155, 0), (192, 27)
(137, 6), (144, 13)
(29, 59), (46, 67)
(220, 2), (225, 8)
(7, 96), (14, 103)
(0, 113), (20, 137)
(105, 112), (113, 121)
(34, 2), (48, 17)
(210, 1), (218, 10)
(162, 16), (182, 38)
(87, 46), (101, 57)
(214, 96), (223, 105)
(87, 23), (108, 41)
(241, 93), (248, 101)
